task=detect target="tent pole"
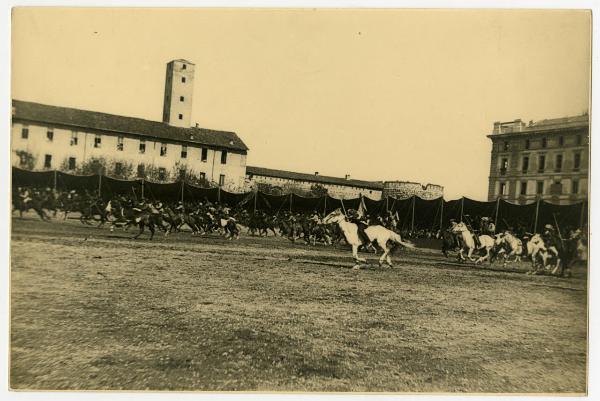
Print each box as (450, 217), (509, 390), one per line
(323, 196), (327, 215)
(253, 190), (258, 214)
(98, 170), (102, 197)
(579, 201), (586, 229)
(218, 186), (221, 203)
(534, 197), (540, 233)
(53, 170), (57, 191)
(180, 180), (185, 203)
(289, 193), (293, 213)
(411, 195), (416, 232)
(494, 197), (500, 228)
(141, 178), (145, 199)
(460, 197), (464, 222)
(439, 197), (444, 230)
(386, 196), (389, 213)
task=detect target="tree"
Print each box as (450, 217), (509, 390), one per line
(310, 184), (328, 197)
(15, 150), (36, 170)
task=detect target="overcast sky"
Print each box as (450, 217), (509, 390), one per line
(12, 8), (591, 200)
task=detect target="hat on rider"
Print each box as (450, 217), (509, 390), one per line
(544, 224), (554, 231)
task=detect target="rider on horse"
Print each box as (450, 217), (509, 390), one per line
(347, 208), (371, 250)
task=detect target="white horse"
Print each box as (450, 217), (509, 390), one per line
(525, 233), (550, 271)
(494, 232), (523, 266)
(322, 209), (415, 268)
(450, 222), (496, 264)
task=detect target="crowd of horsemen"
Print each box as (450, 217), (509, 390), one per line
(13, 186), (587, 277)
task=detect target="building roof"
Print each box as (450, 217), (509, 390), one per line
(489, 114), (589, 137)
(12, 100), (248, 152)
(246, 166), (384, 190)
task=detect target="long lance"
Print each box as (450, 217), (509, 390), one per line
(552, 213), (564, 245)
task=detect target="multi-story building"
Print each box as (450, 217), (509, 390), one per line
(245, 166), (384, 200)
(487, 114), (589, 205)
(11, 59), (249, 192)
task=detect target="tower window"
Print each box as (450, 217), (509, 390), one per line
(181, 77), (186, 83)
(221, 150), (228, 164)
(538, 155), (545, 172)
(182, 64), (186, 70)
(46, 129), (54, 141)
(555, 154), (563, 171)
(68, 157), (76, 170)
(503, 141), (509, 151)
(139, 139), (146, 154)
(160, 143), (167, 156)
(181, 145), (187, 159)
(522, 156), (529, 173)
(573, 152), (581, 170)
(71, 131), (78, 145)
(21, 126), (29, 139)
(94, 134), (102, 148)
(572, 180), (579, 194)
(44, 154), (52, 169)
(178, 114), (183, 120)
(537, 181), (544, 195)
(180, 96), (184, 102)
(201, 148), (208, 162)
(117, 136), (124, 151)
(499, 182), (507, 196)
(500, 158), (508, 175)
(520, 181), (527, 195)
(219, 174), (226, 186)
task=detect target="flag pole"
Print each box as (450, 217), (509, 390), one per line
(534, 197), (541, 233)
(439, 197), (444, 230)
(460, 196), (464, 222)
(411, 195), (416, 232)
(494, 197), (500, 228)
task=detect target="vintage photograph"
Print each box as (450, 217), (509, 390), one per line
(9, 7), (590, 393)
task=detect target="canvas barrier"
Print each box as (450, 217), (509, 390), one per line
(12, 167), (588, 231)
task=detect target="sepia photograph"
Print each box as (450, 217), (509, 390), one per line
(6, 4), (593, 396)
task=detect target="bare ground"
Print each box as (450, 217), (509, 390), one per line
(10, 216), (587, 393)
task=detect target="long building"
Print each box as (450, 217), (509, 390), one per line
(487, 114), (589, 205)
(11, 59), (249, 192)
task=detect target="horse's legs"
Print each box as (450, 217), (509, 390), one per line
(134, 222), (144, 239)
(148, 224), (155, 240)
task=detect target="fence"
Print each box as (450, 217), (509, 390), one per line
(12, 167), (588, 233)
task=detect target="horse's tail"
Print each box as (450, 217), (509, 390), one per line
(391, 232), (416, 249)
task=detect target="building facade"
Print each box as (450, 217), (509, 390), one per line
(487, 114), (589, 205)
(11, 60), (249, 192)
(382, 181), (444, 200)
(245, 166), (384, 200)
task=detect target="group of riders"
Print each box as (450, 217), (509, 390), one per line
(13, 186), (586, 277)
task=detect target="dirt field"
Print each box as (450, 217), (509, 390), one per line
(10, 215), (588, 393)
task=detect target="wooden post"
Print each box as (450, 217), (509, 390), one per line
(323, 196), (327, 215)
(411, 195), (416, 232)
(439, 197), (444, 230)
(98, 170), (102, 196)
(217, 186), (221, 203)
(253, 190), (258, 214)
(180, 180), (185, 203)
(579, 201), (586, 229)
(141, 178), (145, 199)
(533, 197), (541, 233)
(53, 170), (57, 191)
(289, 193), (293, 213)
(460, 197), (464, 222)
(494, 197), (500, 228)
(386, 196), (389, 213)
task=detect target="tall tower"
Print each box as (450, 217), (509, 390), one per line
(162, 59), (195, 128)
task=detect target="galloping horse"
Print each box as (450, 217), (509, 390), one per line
(323, 209), (414, 267)
(494, 232), (523, 266)
(450, 222), (496, 264)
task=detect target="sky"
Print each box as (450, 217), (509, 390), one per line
(11, 8), (591, 200)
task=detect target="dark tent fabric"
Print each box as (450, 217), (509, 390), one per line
(290, 194), (322, 213)
(537, 201), (587, 234)
(462, 198), (497, 222)
(496, 200), (537, 233)
(184, 184), (218, 204)
(389, 197), (413, 230)
(364, 197), (386, 216)
(100, 176), (143, 201)
(323, 195), (341, 214)
(12, 167), (55, 188)
(441, 198), (463, 227)
(56, 172), (100, 192)
(414, 197), (442, 230)
(220, 190), (252, 208)
(143, 181), (182, 203)
(256, 192), (289, 213)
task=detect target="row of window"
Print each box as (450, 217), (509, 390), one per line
(498, 180), (581, 196)
(20, 127), (228, 163)
(501, 134), (585, 151)
(499, 152), (582, 175)
(30, 155), (226, 186)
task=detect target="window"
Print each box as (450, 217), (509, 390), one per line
(21, 126), (29, 139)
(219, 174), (225, 186)
(559, 136), (564, 146)
(522, 156), (529, 173)
(550, 180), (562, 195)
(542, 137), (547, 148)
(68, 157), (76, 170)
(180, 96), (184, 102)
(139, 139), (146, 154)
(503, 141), (509, 151)
(555, 154), (563, 171)
(221, 150), (228, 164)
(94, 134), (102, 148)
(46, 129), (54, 141)
(537, 181), (544, 195)
(44, 154), (52, 169)
(538, 155), (545, 172)
(525, 139), (530, 150)
(199, 172), (206, 180)
(572, 180), (579, 194)
(520, 181), (527, 195)
(182, 64), (186, 70)
(181, 145), (187, 158)
(114, 162), (124, 176)
(137, 164), (145, 178)
(181, 77), (186, 83)
(179, 168), (186, 180)
(573, 152), (581, 170)
(158, 167), (166, 181)
(70, 131), (78, 146)
(500, 158), (508, 175)
(160, 143), (167, 156)
(178, 114), (183, 120)
(201, 148), (208, 162)
(117, 136), (124, 151)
